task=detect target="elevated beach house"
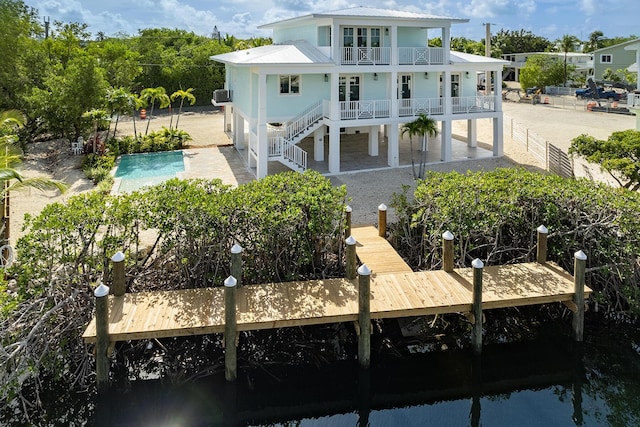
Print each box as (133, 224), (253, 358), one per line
(211, 7), (508, 178)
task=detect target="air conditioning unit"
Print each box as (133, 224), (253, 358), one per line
(213, 89), (232, 103)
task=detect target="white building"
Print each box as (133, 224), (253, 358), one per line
(501, 52), (593, 83)
(211, 7), (508, 178)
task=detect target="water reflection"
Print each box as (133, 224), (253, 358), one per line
(95, 338), (591, 426)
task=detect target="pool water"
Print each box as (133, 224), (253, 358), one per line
(115, 151), (185, 193)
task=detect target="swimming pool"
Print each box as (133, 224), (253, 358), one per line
(114, 151), (185, 193)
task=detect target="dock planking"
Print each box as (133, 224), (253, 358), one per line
(350, 226), (412, 274)
(83, 261), (590, 343)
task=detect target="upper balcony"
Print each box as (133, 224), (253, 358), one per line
(340, 47), (445, 66)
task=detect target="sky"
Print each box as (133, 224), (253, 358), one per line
(26, 0), (639, 43)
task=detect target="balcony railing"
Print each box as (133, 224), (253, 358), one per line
(398, 47), (445, 65)
(340, 100), (390, 120)
(341, 47), (391, 65)
(398, 98), (444, 117)
(452, 96), (496, 114)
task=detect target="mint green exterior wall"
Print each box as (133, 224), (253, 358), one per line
(397, 27), (428, 47)
(593, 44), (637, 80)
(228, 67), (252, 116)
(265, 74), (330, 121)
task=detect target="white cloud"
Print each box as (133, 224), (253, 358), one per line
(580, 0), (596, 15)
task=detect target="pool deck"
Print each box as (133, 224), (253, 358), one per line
(180, 147), (254, 187)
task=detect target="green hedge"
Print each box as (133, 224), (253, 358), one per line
(390, 168), (640, 315)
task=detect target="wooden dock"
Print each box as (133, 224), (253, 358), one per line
(83, 228), (590, 343)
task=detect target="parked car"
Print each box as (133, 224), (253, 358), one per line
(575, 87), (622, 101)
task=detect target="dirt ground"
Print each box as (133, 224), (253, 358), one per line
(10, 102), (636, 245)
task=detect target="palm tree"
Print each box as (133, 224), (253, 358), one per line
(413, 114), (439, 178)
(401, 120), (420, 179)
(140, 87), (171, 136)
(105, 88), (136, 141)
(170, 88), (196, 130)
(557, 34), (580, 86)
(82, 109), (110, 154)
(0, 110), (67, 246)
(586, 31), (604, 52)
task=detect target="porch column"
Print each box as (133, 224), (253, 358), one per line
(387, 124), (399, 167)
(368, 126), (379, 156)
(256, 72), (268, 178)
(235, 113), (245, 149)
(467, 119), (477, 148)
(390, 71), (398, 118)
(314, 127), (325, 161)
(493, 116), (503, 157)
(441, 120), (452, 161)
(328, 124), (340, 174)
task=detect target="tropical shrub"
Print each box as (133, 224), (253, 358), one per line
(390, 168), (640, 315)
(1, 171), (348, 407)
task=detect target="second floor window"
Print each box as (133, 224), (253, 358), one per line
(279, 75), (300, 95)
(601, 54), (612, 63)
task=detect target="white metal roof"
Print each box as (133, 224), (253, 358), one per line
(211, 41), (332, 66)
(450, 51), (509, 65)
(259, 6), (468, 29)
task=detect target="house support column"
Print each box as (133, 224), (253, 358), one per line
(387, 124), (399, 167)
(314, 127), (325, 161)
(467, 119), (477, 148)
(256, 72), (268, 178)
(440, 120), (452, 162)
(492, 116), (503, 156)
(235, 113), (245, 149)
(328, 124), (340, 174)
(368, 126), (378, 156)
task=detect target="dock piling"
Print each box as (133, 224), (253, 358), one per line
(442, 231), (454, 272)
(377, 204), (387, 237)
(345, 205), (352, 238)
(111, 251), (125, 296)
(230, 244), (243, 287)
(357, 264), (372, 369)
(572, 250), (587, 342)
(224, 275), (238, 381)
(471, 258), (484, 355)
(94, 283), (111, 391)
(536, 225), (548, 264)
(346, 236), (357, 280)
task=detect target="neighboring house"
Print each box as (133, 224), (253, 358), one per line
(501, 52), (593, 83)
(211, 7), (508, 178)
(592, 38), (640, 84)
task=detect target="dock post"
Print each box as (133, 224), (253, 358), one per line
(377, 204), (387, 237)
(357, 264), (371, 369)
(471, 258), (484, 355)
(572, 250), (587, 342)
(111, 251), (125, 296)
(224, 275), (238, 381)
(442, 231), (454, 272)
(536, 225), (548, 264)
(94, 283), (111, 391)
(345, 205), (352, 238)
(230, 244), (243, 287)
(346, 236), (357, 280)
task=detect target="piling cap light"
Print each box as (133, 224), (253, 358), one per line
(378, 203), (387, 211)
(345, 205), (352, 213)
(94, 283), (110, 298)
(357, 264), (371, 276)
(472, 258), (484, 269)
(346, 235), (356, 245)
(224, 275), (238, 287)
(111, 251), (125, 262)
(231, 244), (243, 254)
(537, 225), (548, 234)
(574, 250), (587, 260)
(442, 230), (454, 241)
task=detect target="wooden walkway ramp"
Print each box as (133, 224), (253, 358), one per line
(350, 226), (412, 274)
(83, 259), (590, 343)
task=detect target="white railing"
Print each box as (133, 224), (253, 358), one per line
(282, 140), (307, 171)
(451, 96), (496, 114)
(341, 47), (391, 65)
(285, 101), (323, 141)
(268, 136), (307, 171)
(398, 47), (445, 65)
(340, 100), (391, 120)
(398, 98), (444, 117)
(545, 86), (576, 96)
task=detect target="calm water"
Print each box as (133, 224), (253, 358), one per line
(90, 323), (640, 427)
(115, 151), (184, 193)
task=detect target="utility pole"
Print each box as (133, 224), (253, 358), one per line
(482, 23), (496, 94)
(44, 16), (50, 39)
